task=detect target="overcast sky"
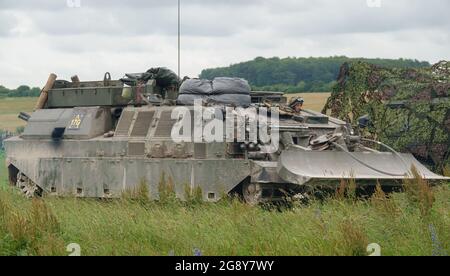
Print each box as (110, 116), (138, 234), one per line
(0, 0), (449, 88)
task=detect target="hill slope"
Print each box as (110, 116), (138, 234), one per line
(200, 56), (430, 93)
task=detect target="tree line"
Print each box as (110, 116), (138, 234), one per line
(0, 85), (41, 97)
(0, 56), (431, 96)
(200, 56), (430, 93)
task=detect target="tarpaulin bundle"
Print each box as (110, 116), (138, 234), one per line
(121, 67), (180, 87)
(177, 77), (251, 106)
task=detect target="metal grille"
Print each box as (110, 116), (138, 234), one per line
(128, 142), (146, 156)
(154, 111), (176, 138)
(115, 111), (134, 136)
(131, 111), (154, 137)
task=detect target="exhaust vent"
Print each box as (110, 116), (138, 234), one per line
(154, 111), (177, 138)
(115, 111), (135, 136)
(131, 111), (154, 137)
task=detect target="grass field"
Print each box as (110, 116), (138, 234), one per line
(287, 93), (330, 112)
(0, 97), (36, 132)
(0, 150), (449, 256)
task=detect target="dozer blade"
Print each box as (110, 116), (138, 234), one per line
(277, 151), (450, 185)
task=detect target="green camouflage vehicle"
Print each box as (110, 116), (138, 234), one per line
(323, 61), (450, 173)
(4, 68), (448, 203)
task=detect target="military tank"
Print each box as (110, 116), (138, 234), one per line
(4, 68), (448, 203)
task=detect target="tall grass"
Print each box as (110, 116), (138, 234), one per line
(0, 155), (449, 256)
(444, 165), (450, 177)
(0, 185), (448, 256)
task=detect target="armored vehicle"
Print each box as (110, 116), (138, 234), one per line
(4, 69), (448, 203)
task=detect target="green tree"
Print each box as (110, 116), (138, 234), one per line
(200, 56), (430, 92)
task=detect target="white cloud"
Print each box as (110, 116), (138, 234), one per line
(0, 0), (449, 88)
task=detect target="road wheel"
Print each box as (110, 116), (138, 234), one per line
(16, 172), (42, 198)
(242, 182), (263, 205)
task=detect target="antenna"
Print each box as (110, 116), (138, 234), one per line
(178, 0), (181, 80)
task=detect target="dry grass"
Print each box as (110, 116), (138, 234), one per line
(338, 219), (369, 256)
(0, 194), (65, 256)
(403, 167), (435, 218)
(0, 97), (36, 132)
(334, 177), (357, 201)
(444, 165), (450, 177)
(371, 183), (401, 216)
(287, 93), (330, 112)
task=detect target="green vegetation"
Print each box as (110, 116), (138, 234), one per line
(323, 61), (450, 171)
(0, 85), (41, 98)
(1, 56), (430, 97)
(0, 152), (448, 256)
(0, 152), (6, 182)
(200, 56), (430, 93)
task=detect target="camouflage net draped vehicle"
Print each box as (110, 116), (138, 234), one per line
(323, 61), (450, 173)
(4, 68), (449, 203)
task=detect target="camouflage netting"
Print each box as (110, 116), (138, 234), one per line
(323, 61), (450, 172)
